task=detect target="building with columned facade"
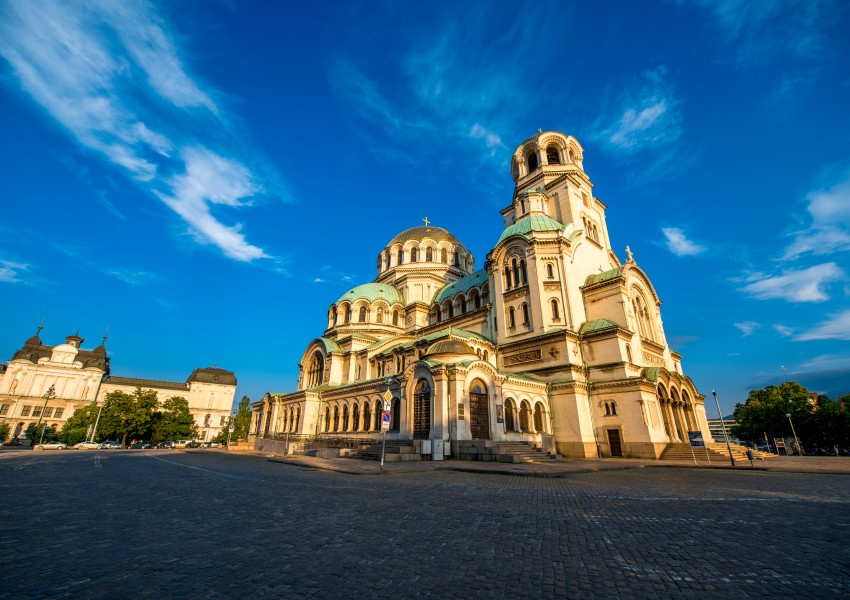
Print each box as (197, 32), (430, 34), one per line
(252, 131), (712, 459)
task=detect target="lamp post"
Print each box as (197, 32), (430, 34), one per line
(285, 402), (294, 455)
(712, 390), (735, 467)
(90, 400), (105, 443)
(35, 385), (55, 446)
(786, 413), (802, 456)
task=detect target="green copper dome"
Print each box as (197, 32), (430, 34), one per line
(336, 283), (403, 305)
(388, 226), (463, 247)
(497, 214), (565, 244)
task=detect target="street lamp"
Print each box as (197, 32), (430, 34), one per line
(35, 385), (56, 445)
(786, 413), (802, 455)
(285, 402), (294, 455)
(712, 390), (735, 467)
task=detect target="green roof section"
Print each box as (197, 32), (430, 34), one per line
(578, 318), (623, 334)
(641, 367), (660, 381)
(316, 337), (342, 354)
(432, 269), (489, 304)
(336, 283), (403, 305)
(497, 214), (565, 245)
(584, 266), (624, 287)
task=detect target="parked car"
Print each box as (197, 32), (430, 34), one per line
(74, 441), (102, 449)
(129, 442), (151, 449)
(34, 441), (67, 450)
(160, 440), (176, 449)
(201, 441), (219, 448)
(2, 439), (23, 446)
(173, 440), (191, 448)
(100, 441), (122, 449)
(186, 441), (201, 448)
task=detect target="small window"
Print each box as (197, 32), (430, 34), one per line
(509, 307), (516, 329)
(411, 247), (418, 262)
(520, 260), (527, 285)
(504, 266), (512, 289)
(32, 406), (42, 417)
(376, 308), (384, 324)
(426, 247), (433, 262)
(43, 407), (54, 418)
(359, 306), (367, 322)
(546, 263), (554, 279)
(546, 146), (560, 164)
(453, 251), (459, 267)
(441, 248), (447, 263)
(522, 303), (530, 324)
(345, 307), (351, 323)
(527, 152), (538, 172)
(460, 298), (467, 313)
(611, 402), (617, 416)
(551, 299), (560, 321)
(0, 404), (8, 416)
(398, 249), (404, 264)
(392, 311), (399, 326)
(220, 416), (226, 426)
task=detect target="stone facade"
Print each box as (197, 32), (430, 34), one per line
(253, 131), (711, 459)
(0, 328), (236, 441)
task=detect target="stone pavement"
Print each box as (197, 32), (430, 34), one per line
(1, 449), (848, 599)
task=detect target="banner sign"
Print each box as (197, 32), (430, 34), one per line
(688, 431), (705, 448)
(495, 404), (504, 424)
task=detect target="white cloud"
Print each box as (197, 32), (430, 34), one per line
(0, 259), (29, 283)
(782, 168), (850, 261)
(795, 309), (850, 341)
(733, 321), (760, 336)
(469, 123), (506, 155)
(592, 67), (682, 154)
(773, 324), (794, 336)
(798, 353), (850, 370)
(661, 227), (705, 256)
(738, 262), (844, 302)
(102, 268), (159, 287)
(0, 0), (275, 262)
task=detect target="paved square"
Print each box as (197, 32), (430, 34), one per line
(1, 450), (848, 598)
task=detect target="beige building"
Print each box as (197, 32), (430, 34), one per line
(252, 130), (711, 459)
(0, 328), (236, 441)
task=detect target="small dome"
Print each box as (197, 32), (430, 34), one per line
(388, 226), (463, 247)
(337, 283), (403, 305)
(187, 367), (237, 386)
(424, 339), (476, 357)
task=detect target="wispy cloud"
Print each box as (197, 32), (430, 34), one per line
(773, 324), (794, 336)
(102, 268), (160, 287)
(0, 0), (279, 262)
(795, 309), (850, 341)
(689, 0), (836, 67)
(736, 262), (844, 302)
(661, 227), (705, 256)
(591, 67), (682, 154)
(0, 259), (29, 283)
(782, 167), (850, 261)
(733, 321), (760, 336)
(798, 353), (850, 371)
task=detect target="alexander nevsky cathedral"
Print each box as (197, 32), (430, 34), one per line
(252, 131), (712, 460)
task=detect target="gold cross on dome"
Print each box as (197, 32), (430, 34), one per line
(422, 216), (430, 227)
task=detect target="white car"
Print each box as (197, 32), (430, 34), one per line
(74, 441), (101, 449)
(34, 441), (67, 450)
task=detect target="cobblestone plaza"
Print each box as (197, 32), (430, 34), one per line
(2, 450), (848, 598)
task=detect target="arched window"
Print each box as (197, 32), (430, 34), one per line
(332, 406), (339, 432)
(398, 249), (404, 264)
(551, 299), (560, 320)
(352, 404), (360, 432)
(376, 307), (384, 324)
(483, 350), (488, 361)
(508, 307), (516, 329)
(435, 307), (442, 322)
(377, 255), (382, 271)
(504, 266), (512, 289)
(453, 251), (459, 267)
(512, 258), (519, 286)
(520, 198), (526, 213)
(460, 297), (467, 314)
(330, 307), (337, 327)
(522, 303), (530, 324)
(344, 307), (351, 324)
(363, 403), (371, 432)
(391, 397), (401, 432)
(413, 381), (430, 439)
(505, 398), (517, 431)
(626, 344), (633, 364)
(374, 400), (382, 431)
(341, 404), (349, 431)
(294, 406), (301, 432)
(426, 247), (433, 262)
(605, 402), (611, 416)
(392, 310), (399, 326)
(533, 403), (545, 432)
(546, 263), (554, 279)
(411, 247), (418, 262)
(471, 290), (480, 309)
(519, 401), (531, 431)
(359, 306), (367, 322)
(610, 401), (617, 416)
(324, 407), (330, 432)
(444, 300), (454, 319)
(527, 152), (538, 172)
(385, 250), (391, 267)
(441, 248), (447, 263)
(546, 146), (560, 164)
(307, 352), (324, 387)
(520, 259), (527, 284)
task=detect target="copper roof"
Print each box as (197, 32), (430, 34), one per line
(388, 226), (463, 247)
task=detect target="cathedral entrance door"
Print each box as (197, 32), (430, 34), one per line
(413, 379), (431, 439)
(607, 429), (623, 457)
(469, 381), (490, 440)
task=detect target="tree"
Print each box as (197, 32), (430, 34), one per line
(151, 396), (198, 442)
(57, 402), (100, 445)
(213, 395), (251, 443)
(0, 421), (10, 442)
(98, 388), (159, 447)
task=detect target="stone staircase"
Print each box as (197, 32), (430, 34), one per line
(661, 442), (775, 463)
(497, 441), (557, 464)
(349, 440), (422, 462)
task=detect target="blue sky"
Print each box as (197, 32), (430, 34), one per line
(1, 0), (848, 416)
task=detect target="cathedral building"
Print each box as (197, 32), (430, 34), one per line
(252, 131), (711, 459)
(0, 327), (236, 441)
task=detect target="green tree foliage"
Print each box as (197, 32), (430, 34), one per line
(0, 421), (10, 442)
(733, 382), (850, 449)
(98, 388), (159, 447)
(213, 395), (251, 443)
(57, 402), (101, 445)
(151, 396), (198, 442)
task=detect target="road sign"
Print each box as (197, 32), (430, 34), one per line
(381, 411), (391, 431)
(205, 423), (210, 429)
(383, 390), (392, 402)
(229, 425), (235, 432)
(688, 431), (705, 448)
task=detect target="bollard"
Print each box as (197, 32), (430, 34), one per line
(746, 449), (755, 467)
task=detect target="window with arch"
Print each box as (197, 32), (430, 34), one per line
(392, 310), (399, 326)
(376, 255), (382, 271)
(527, 152), (538, 173)
(626, 344), (633, 364)
(426, 247), (433, 262)
(520, 259), (527, 284)
(344, 307), (351, 324)
(323, 407), (330, 432)
(551, 299), (560, 321)
(504, 398), (517, 431)
(508, 307), (516, 329)
(533, 402), (545, 432)
(352, 404), (360, 431)
(332, 405), (339, 431)
(522, 303), (530, 324)
(374, 400), (382, 431)
(330, 307), (337, 326)
(519, 197), (526, 213)
(435, 306), (442, 322)
(441, 248), (447, 263)
(471, 290), (480, 309)
(633, 293), (655, 341)
(444, 300), (454, 319)
(359, 306), (367, 322)
(398, 249), (404, 264)
(512, 258), (519, 287)
(546, 146), (560, 164)
(307, 352), (324, 387)
(546, 263), (554, 279)
(385, 250), (391, 267)
(504, 265), (512, 290)
(483, 350), (488, 361)
(342, 404), (350, 431)
(363, 403), (371, 432)
(376, 307), (384, 324)
(411, 247), (418, 262)
(453, 251), (459, 266)
(460, 297), (467, 314)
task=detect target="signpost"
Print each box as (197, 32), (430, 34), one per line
(380, 380), (392, 468)
(226, 424), (234, 452)
(688, 431), (710, 465)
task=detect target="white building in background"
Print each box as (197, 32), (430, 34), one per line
(253, 130), (712, 460)
(0, 327), (236, 441)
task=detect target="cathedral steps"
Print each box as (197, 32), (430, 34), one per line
(496, 441), (557, 464)
(660, 442), (775, 463)
(348, 440), (422, 462)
